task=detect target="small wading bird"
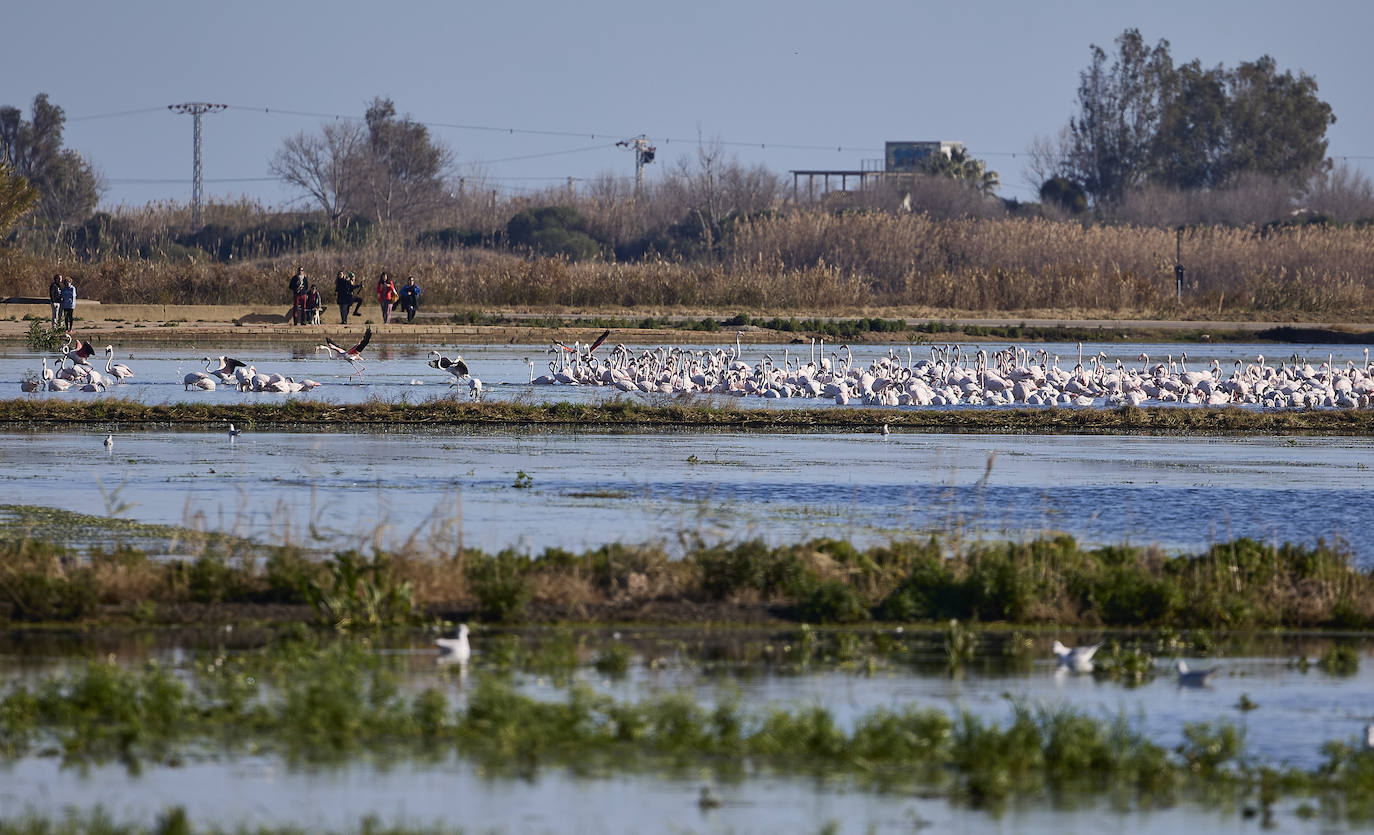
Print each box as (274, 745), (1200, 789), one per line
(436, 624), (471, 664)
(317, 327), (373, 379)
(1175, 659), (1219, 687)
(1053, 640), (1103, 673)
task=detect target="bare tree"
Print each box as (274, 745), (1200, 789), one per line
(269, 120), (367, 224)
(1305, 161), (1374, 222)
(352, 97), (454, 229)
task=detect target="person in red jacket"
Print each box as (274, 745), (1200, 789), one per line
(376, 272), (397, 324)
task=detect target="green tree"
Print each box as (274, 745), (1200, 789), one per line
(1038, 176), (1087, 214)
(1223, 56), (1334, 182)
(1057, 31), (1336, 205)
(1151, 57), (1333, 189)
(1064, 29), (1174, 208)
(0, 93), (99, 226)
(354, 96), (452, 227)
(1150, 60), (1230, 189)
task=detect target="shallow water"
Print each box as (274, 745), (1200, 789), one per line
(3, 335), (1372, 833)
(0, 756), (1311, 834)
(0, 429), (1369, 562)
(0, 630), (1368, 833)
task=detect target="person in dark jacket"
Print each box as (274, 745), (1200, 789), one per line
(398, 276), (422, 323)
(48, 274), (62, 328)
(334, 270), (354, 324)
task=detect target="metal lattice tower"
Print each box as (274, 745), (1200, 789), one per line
(615, 135), (656, 197)
(167, 103), (227, 229)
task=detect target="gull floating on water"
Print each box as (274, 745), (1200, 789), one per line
(1176, 659), (1219, 687)
(1053, 640), (1102, 673)
(436, 624), (471, 664)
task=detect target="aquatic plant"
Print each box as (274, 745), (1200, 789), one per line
(1318, 644), (1360, 675)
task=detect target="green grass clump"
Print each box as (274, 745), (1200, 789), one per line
(300, 551), (418, 630)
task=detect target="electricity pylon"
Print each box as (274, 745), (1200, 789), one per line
(168, 102), (227, 229)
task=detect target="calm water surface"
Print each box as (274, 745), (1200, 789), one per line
(0, 430), (1368, 562)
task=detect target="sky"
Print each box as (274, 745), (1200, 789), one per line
(5, 0), (1373, 211)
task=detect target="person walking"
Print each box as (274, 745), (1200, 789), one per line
(48, 274), (62, 328)
(399, 275), (421, 323)
(334, 270), (354, 324)
(58, 276), (76, 332)
(289, 266), (308, 325)
(376, 272), (397, 324)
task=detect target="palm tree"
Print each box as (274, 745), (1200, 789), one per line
(918, 147), (1000, 196)
(0, 157), (39, 241)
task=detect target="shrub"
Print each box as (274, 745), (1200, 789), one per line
(793, 580), (869, 624)
(466, 552), (532, 622)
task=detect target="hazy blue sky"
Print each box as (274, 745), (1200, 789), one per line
(6, 0), (1372, 210)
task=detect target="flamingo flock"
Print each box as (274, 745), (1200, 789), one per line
(15, 335), (1374, 410)
(20, 338), (132, 393)
(526, 338), (1374, 410)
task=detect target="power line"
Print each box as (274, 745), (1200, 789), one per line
(67, 106), (168, 122)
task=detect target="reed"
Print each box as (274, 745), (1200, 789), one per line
(2, 522), (1372, 630)
(5, 210), (1373, 316)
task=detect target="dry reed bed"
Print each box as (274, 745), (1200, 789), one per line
(1, 398), (1372, 434)
(5, 213), (1374, 316)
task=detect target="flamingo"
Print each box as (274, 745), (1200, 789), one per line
(103, 434), (113, 450)
(63, 338), (96, 367)
(204, 356), (248, 381)
(103, 346), (134, 382)
(228, 424), (242, 441)
(318, 327), (372, 379)
(427, 350), (468, 383)
(468, 377), (483, 401)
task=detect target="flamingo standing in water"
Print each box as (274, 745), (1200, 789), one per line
(103, 346), (134, 383)
(317, 327), (373, 380)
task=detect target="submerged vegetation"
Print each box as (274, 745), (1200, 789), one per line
(2, 517), (1372, 630)
(2, 397), (1373, 435)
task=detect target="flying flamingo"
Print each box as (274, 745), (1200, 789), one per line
(63, 338), (96, 367)
(427, 350), (469, 383)
(317, 327), (373, 379)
